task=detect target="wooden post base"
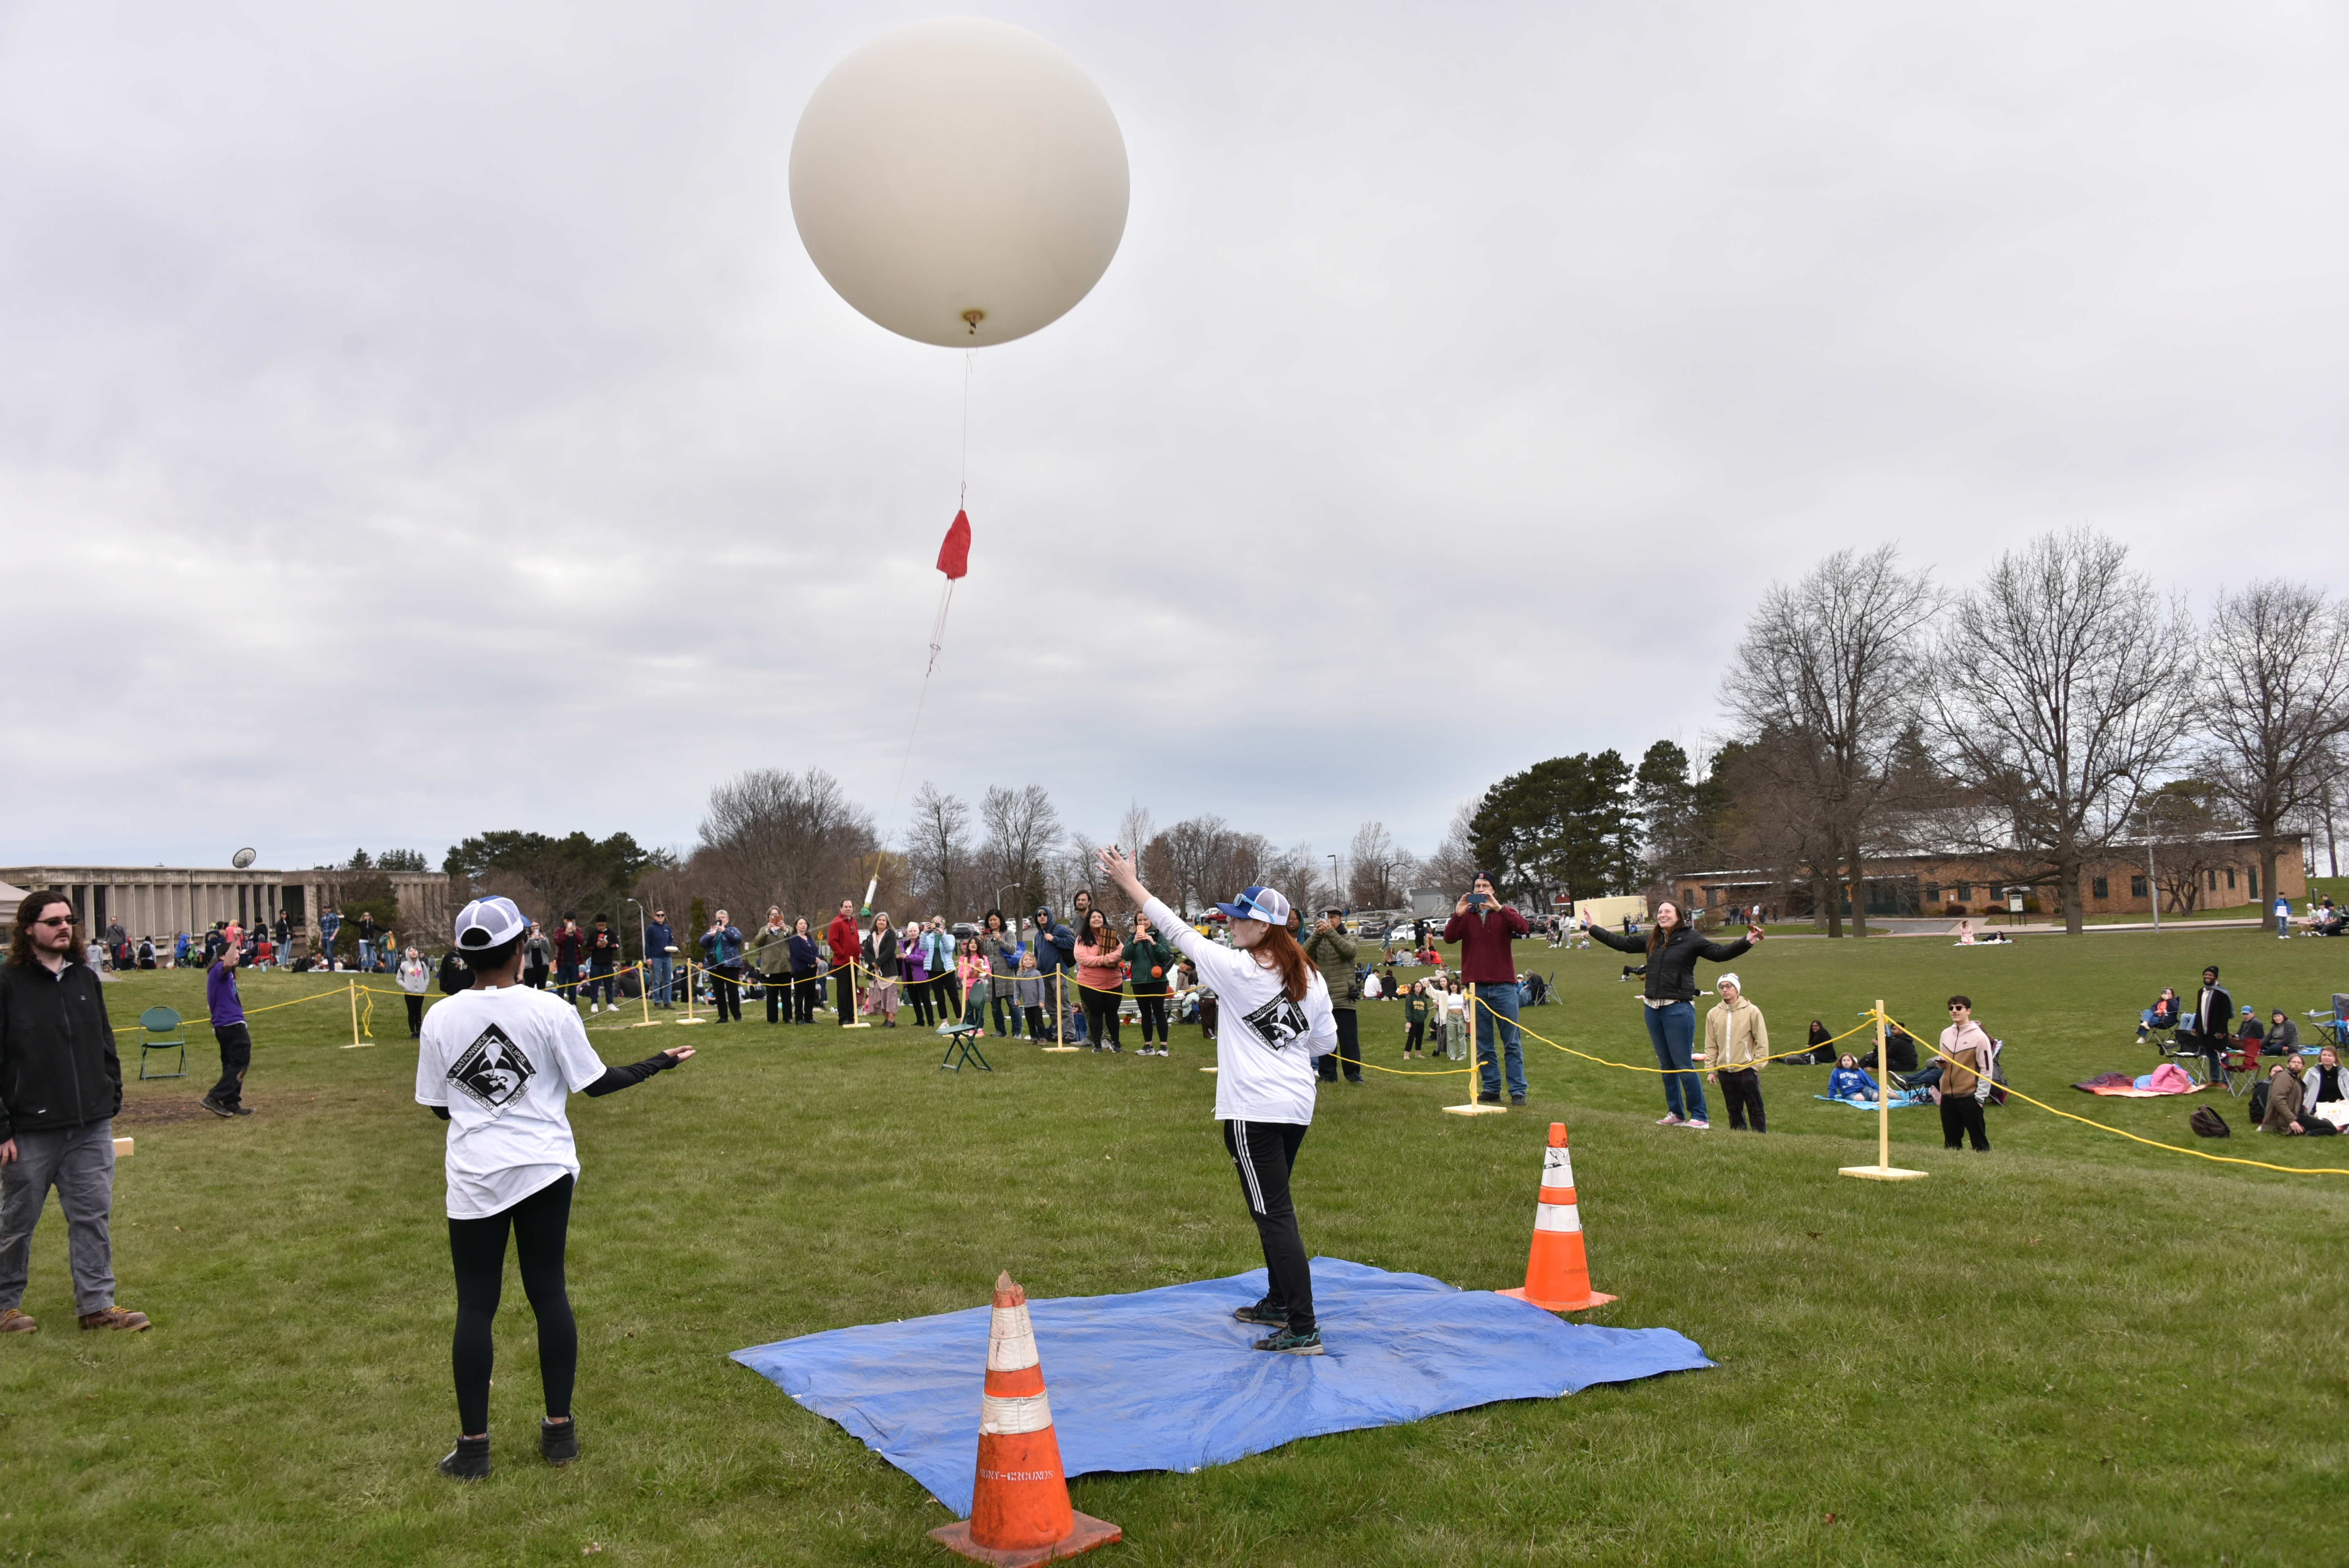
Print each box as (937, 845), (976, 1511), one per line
(1838, 1165), (1930, 1181)
(1442, 1103), (1508, 1116)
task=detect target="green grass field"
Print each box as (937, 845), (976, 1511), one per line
(5, 927), (2348, 1566)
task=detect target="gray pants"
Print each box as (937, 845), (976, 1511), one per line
(0, 1119), (118, 1315)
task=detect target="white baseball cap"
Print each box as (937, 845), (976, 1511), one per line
(453, 896), (528, 950)
(1214, 885), (1291, 926)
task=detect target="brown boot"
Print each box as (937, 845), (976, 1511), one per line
(0, 1308), (36, 1334)
(78, 1306), (150, 1332)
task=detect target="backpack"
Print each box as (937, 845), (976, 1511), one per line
(2249, 1080), (2271, 1124)
(2189, 1106), (2230, 1139)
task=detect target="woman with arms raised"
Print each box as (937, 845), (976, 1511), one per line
(1097, 845), (1335, 1354)
(1584, 899), (1763, 1131)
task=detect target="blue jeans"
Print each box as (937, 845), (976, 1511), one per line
(1643, 1001), (1707, 1121)
(2279, 914), (2292, 937)
(358, 939), (374, 972)
(647, 955), (673, 1005)
(1474, 982), (1526, 1098)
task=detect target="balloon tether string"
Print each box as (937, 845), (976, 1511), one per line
(871, 351), (974, 906)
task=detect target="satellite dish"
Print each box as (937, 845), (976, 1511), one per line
(231, 848), (257, 870)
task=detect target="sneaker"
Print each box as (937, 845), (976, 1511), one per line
(1478, 1092), (1501, 1105)
(540, 1417), (579, 1465)
(78, 1306), (150, 1332)
(1510, 1094), (1526, 1106)
(0, 1308), (36, 1334)
(228, 1103), (253, 1117)
(200, 1095), (234, 1118)
(1253, 1325), (1325, 1356)
(439, 1435), (490, 1481)
(1655, 1114), (1684, 1126)
(1680, 1118), (1710, 1131)
(1233, 1300), (1289, 1327)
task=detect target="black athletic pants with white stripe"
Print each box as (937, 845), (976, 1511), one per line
(1223, 1119), (1314, 1333)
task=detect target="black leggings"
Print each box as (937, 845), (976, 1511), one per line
(1082, 987), (1122, 1048)
(793, 974), (820, 1023)
(448, 1175), (575, 1436)
(907, 979), (935, 1026)
(1136, 993), (1170, 1043)
(1224, 1119), (1313, 1332)
(711, 965), (741, 1022)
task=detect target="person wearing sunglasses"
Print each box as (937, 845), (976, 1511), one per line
(1935, 996), (1996, 1152)
(0, 893), (150, 1334)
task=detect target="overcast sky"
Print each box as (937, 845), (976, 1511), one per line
(3, 2), (2342, 877)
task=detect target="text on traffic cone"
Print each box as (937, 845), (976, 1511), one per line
(1496, 1123), (1617, 1312)
(927, 1272), (1121, 1566)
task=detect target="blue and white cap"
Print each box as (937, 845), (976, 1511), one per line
(1214, 885), (1291, 926)
(453, 895), (528, 950)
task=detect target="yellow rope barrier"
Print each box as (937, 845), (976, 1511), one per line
(1875, 1009), (2349, 1179)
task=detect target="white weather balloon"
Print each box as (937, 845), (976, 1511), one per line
(789, 18), (1129, 348)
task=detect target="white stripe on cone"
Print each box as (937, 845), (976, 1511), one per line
(988, 1306), (1039, 1372)
(1542, 1147), (1575, 1188)
(1533, 1202), (1584, 1234)
(979, 1391), (1055, 1435)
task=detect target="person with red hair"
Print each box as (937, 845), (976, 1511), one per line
(1098, 846), (1335, 1356)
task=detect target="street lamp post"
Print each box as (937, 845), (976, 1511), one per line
(1328, 854), (1340, 912)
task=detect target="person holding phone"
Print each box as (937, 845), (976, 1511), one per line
(417, 896), (695, 1480)
(1584, 898), (1763, 1130)
(1442, 874), (1533, 1105)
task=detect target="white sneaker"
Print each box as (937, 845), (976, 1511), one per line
(1656, 1114), (1683, 1126)
(1681, 1118), (1711, 1130)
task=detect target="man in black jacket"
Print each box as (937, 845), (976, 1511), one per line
(2178, 964), (2233, 1082)
(0, 893), (148, 1333)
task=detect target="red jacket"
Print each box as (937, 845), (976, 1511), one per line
(826, 915), (860, 975)
(1442, 903), (1531, 984)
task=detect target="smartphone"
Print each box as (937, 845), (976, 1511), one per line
(1469, 893), (1488, 908)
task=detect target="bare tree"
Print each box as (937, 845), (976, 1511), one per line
(977, 784), (1061, 918)
(1346, 821), (1415, 909)
(1933, 528), (2197, 934)
(1163, 815), (1227, 914)
(904, 782), (974, 920)
(696, 767), (876, 923)
(1420, 802), (1480, 894)
(1117, 800), (1155, 863)
(1720, 545), (1939, 937)
(2197, 581), (2349, 909)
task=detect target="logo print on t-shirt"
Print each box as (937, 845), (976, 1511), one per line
(448, 1024), (536, 1115)
(1239, 993), (1310, 1051)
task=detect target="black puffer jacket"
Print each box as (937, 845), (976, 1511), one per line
(0, 959), (123, 1139)
(1587, 922), (1753, 1003)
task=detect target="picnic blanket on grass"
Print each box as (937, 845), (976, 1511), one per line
(2074, 1065), (2202, 1098)
(1816, 1090), (1932, 1110)
(731, 1258), (1711, 1516)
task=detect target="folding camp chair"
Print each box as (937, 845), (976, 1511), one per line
(939, 1021), (992, 1072)
(138, 1006), (187, 1080)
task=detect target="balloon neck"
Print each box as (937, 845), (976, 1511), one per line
(962, 309), (985, 335)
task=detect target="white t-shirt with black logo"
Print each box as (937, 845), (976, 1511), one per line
(414, 982), (611, 1219)
(1146, 896), (1334, 1125)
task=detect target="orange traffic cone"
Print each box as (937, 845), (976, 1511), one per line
(1496, 1123), (1617, 1312)
(928, 1273), (1122, 1567)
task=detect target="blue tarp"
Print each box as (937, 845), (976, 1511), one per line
(731, 1257), (1711, 1515)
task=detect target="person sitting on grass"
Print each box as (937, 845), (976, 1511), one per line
(2298, 1045), (2349, 1134)
(1828, 1053), (1879, 1102)
(2260, 1056), (2309, 1135)
(1804, 1019), (1834, 1064)
(2136, 987), (2181, 1043)
(2265, 1010), (2299, 1056)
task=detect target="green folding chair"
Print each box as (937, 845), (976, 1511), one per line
(138, 1006), (187, 1080)
(939, 1021), (992, 1072)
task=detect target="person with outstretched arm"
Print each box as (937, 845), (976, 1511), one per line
(1096, 846), (1336, 1355)
(416, 897), (694, 1481)
(1584, 898), (1762, 1131)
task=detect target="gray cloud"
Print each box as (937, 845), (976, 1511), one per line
(2, 1), (2341, 874)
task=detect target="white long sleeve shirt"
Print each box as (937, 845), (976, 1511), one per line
(1146, 896), (1333, 1124)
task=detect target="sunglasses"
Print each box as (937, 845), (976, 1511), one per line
(34, 914), (73, 928)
